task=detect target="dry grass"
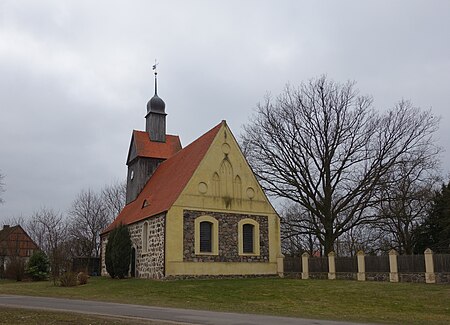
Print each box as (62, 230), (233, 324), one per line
(0, 306), (174, 325)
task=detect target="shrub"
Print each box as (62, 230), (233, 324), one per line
(59, 272), (77, 287)
(26, 251), (49, 281)
(77, 272), (89, 285)
(105, 230), (117, 279)
(105, 224), (132, 279)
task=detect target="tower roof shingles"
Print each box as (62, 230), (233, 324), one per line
(131, 131), (182, 161)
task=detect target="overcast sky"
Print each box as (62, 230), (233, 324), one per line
(1, 0), (450, 220)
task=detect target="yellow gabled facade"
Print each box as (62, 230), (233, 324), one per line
(165, 121), (282, 276)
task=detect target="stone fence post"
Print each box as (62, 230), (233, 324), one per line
(301, 252), (309, 279)
(389, 249), (399, 283)
(328, 251), (336, 280)
(357, 250), (365, 281)
(424, 248), (435, 284)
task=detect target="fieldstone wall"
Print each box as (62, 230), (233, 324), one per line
(336, 272), (357, 280)
(399, 273), (426, 283)
(101, 215), (165, 279)
(128, 214), (165, 279)
(100, 236), (108, 276)
(183, 210), (269, 262)
(366, 272), (390, 282)
(309, 272), (328, 280)
(436, 273), (450, 284)
(283, 272), (302, 279)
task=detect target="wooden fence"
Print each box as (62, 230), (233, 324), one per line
(283, 248), (450, 284)
(72, 257), (101, 276)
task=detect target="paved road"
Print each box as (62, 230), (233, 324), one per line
(0, 295), (377, 325)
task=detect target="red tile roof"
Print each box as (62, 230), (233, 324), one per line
(131, 131), (182, 160)
(103, 121), (223, 234)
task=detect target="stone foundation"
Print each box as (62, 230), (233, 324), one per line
(283, 272), (301, 279)
(336, 272), (357, 280)
(309, 272), (328, 279)
(436, 272), (450, 284)
(399, 273), (426, 283)
(366, 272), (389, 282)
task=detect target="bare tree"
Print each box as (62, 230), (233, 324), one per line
(374, 159), (440, 254)
(281, 203), (321, 256)
(28, 208), (70, 281)
(2, 216), (27, 228)
(281, 203), (385, 256)
(335, 224), (386, 256)
(101, 180), (126, 221)
(242, 76), (440, 254)
(68, 189), (109, 258)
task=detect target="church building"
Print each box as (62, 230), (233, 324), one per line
(100, 70), (283, 279)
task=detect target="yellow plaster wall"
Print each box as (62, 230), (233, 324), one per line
(165, 122), (282, 276)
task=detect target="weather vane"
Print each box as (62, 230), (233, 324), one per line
(152, 59), (159, 75)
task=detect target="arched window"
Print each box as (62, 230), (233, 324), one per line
(142, 222), (148, 253)
(199, 221), (212, 253)
(194, 215), (219, 255)
(238, 218), (260, 256)
(242, 223), (254, 253)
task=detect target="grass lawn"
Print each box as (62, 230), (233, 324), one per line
(0, 277), (449, 324)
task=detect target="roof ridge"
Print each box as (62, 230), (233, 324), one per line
(133, 130), (180, 137)
(0, 225), (21, 242)
(102, 121), (223, 234)
(157, 121), (222, 163)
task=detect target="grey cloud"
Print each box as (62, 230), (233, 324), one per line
(1, 0), (450, 218)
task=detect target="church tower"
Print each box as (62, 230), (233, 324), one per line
(145, 68), (166, 142)
(124, 67), (182, 204)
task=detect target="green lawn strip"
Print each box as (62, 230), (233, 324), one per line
(0, 306), (171, 325)
(0, 277), (449, 325)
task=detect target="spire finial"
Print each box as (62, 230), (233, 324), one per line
(146, 60), (165, 114)
(152, 59), (159, 95)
